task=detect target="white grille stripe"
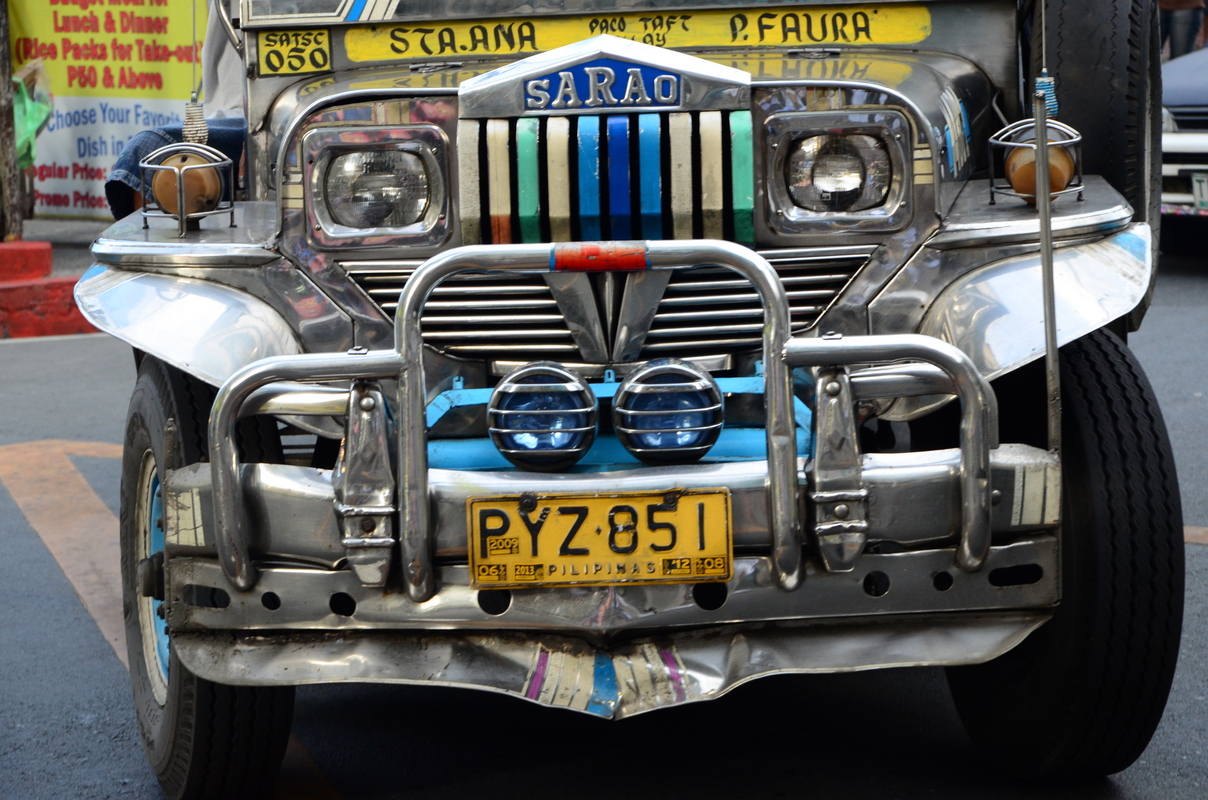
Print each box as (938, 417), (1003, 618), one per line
(547, 117), (572, 241)
(699, 111), (724, 239)
(486, 119), (512, 242)
(668, 113), (694, 238)
(457, 120), (482, 245)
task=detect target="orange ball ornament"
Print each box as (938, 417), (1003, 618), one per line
(151, 152), (222, 216)
(1004, 141), (1076, 203)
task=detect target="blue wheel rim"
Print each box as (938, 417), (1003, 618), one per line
(148, 472), (169, 683)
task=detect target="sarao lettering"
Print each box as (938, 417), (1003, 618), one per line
(526, 66), (680, 110)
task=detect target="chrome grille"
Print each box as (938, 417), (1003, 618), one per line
(640, 247), (874, 358)
(347, 263), (578, 359)
(345, 246), (874, 363)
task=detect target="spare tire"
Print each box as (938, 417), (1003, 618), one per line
(1029, 0), (1162, 325)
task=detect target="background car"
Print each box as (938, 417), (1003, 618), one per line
(1162, 46), (1208, 254)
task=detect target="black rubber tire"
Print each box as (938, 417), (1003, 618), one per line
(1031, 0), (1162, 327)
(121, 357), (294, 800)
(947, 329), (1184, 779)
(1032, 0), (1161, 225)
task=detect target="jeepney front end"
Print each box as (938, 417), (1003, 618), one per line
(76, 4), (1153, 719)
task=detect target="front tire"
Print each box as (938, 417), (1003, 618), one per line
(121, 357), (294, 799)
(947, 329), (1184, 778)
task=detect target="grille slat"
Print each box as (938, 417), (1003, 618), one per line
(346, 245), (872, 362)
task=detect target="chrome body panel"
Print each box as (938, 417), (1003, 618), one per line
(73, 266), (302, 387)
(92, 203), (280, 267)
(872, 224), (1152, 420)
(927, 177), (1133, 249)
(173, 611), (1049, 718)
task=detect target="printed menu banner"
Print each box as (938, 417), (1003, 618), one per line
(9, 0), (206, 219)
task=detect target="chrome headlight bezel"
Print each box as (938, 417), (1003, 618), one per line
(765, 110), (912, 233)
(302, 125), (449, 248)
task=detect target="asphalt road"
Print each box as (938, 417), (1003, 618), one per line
(1, 255), (1205, 799)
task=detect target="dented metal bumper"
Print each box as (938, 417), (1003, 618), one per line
(160, 240), (1061, 715)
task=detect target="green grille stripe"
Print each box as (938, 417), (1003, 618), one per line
(729, 110), (754, 244)
(516, 118), (541, 243)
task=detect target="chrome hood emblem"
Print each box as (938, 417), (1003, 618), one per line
(458, 34), (750, 118)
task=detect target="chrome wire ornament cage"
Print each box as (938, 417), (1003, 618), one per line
(986, 118), (1084, 205)
(139, 142), (236, 237)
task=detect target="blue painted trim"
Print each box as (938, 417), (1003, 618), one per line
(637, 113), (662, 239)
(149, 473), (169, 683)
(577, 117), (602, 240)
(426, 387), (494, 428)
(426, 378), (769, 429)
(586, 652), (620, 717)
(607, 116), (631, 239)
(428, 427), (812, 470)
(347, 0), (370, 20)
(423, 376), (815, 469)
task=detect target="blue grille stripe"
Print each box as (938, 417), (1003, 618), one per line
(607, 116), (631, 239)
(577, 117), (602, 240)
(637, 113), (662, 239)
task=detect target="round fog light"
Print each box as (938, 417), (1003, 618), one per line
(488, 363), (597, 472)
(614, 359), (724, 465)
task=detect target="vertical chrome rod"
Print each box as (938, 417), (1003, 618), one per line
(1033, 90), (1062, 453)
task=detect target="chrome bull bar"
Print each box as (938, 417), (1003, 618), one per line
(209, 241), (800, 599)
(784, 335), (997, 572)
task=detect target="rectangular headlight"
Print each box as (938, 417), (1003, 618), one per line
(302, 125), (449, 247)
(765, 110), (912, 233)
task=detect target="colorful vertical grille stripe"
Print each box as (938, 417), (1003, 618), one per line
(486, 119), (512, 244)
(637, 113), (662, 239)
(729, 110), (755, 244)
(469, 110), (756, 244)
(606, 116), (631, 239)
(515, 118), (542, 243)
(577, 116), (602, 240)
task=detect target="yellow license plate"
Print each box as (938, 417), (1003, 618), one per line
(467, 489), (731, 589)
(257, 30), (332, 76)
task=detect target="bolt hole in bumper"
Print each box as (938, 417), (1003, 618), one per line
(164, 241), (1059, 716)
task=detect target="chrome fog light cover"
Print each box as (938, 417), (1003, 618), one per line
(786, 134), (892, 212)
(613, 359), (724, 466)
(488, 363), (597, 472)
(326, 150), (430, 228)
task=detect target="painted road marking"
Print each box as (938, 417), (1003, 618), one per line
(0, 440), (342, 800)
(1186, 526), (1208, 545)
(0, 440), (127, 662)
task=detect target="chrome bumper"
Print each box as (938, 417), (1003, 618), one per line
(175, 240), (1061, 696)
(172, 611), (1050, 719)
